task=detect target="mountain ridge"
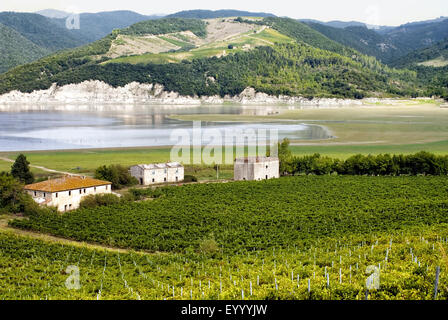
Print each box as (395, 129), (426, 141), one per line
(0, 17), (422, 100)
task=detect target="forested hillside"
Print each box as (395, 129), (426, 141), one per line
(0, 23), (50, 73)
(0, 12), (84, 51)
(391, 39), (448, 68)
(304, 22), (401, 64)
(47, 10), (159, 43)
(0, 17), (431, 99)
(0, 11), (163, 73)
(305, 18), (448, 65)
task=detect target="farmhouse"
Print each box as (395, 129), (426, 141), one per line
(234, 156), (279, 181)
(24, 176), (112, 212)
(130, 162), (184, 185)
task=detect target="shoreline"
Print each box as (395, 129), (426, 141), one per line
(0, 80), (441, 107)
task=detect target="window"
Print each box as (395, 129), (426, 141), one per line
(164, 169), (167, 173)
(43, 193), (46, 197)
(152, 178), (155, 183)
(94, 187), (97, 192)
(84, 189), (86, 194)
(266, 165), (268, 169)
(80, 190), (82, 194)
(164, 177), (167, 182)
(68, 191), (71, 196)
(55, 193), (58, 198)
(106, 186), (108, 190)
(152, 171), (155, 175)
(34, 191), (37, 196)
(64, 205), (67, 211)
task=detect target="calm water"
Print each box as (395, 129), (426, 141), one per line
(0, 104), (330, 151)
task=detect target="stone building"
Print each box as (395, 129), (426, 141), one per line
(234, 156), (279, 181)
(24, 176), (112, 212)
(233, 157), (280, 181)
(130, 162), (184, 185)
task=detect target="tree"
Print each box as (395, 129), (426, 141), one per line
(11, 154), (34, 184)
(94, 164), (138, 190)
(0, 174), (39, 213)
(277, 138), (293, 175)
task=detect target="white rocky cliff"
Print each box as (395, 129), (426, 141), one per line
(0, 80), (403, 106)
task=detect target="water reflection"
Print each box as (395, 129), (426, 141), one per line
(0, 104), (331, 151)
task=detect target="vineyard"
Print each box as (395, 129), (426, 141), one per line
(10, 176), (448, 253)
(1, 229), (448, 300)
(3, 175), (448, 300)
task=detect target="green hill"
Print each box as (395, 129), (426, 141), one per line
(304, 22), (402, 64)
(389, 40), (448, 100)
(47, 10), (160, 44)
(0, 23), (50, 74)
(0, 17), (421, 99)
(0, 12), (84, 51)
(305, 19), (448, 65)
(391, 39), (448, 68)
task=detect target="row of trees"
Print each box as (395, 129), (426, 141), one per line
(278, 142), (448, 176)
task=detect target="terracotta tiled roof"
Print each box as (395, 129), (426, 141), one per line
(25, 176), (111, 192)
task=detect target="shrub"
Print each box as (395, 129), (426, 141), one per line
(199, 235), (219, 255)
(128, 187), (164, 201)
(79, 194), (121, 209)
(184, 175), (198, 183)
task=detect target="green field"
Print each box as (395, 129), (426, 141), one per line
(0, 159), (59, 180)
(169, 104), (448, 147)
(4, 175), (448, 300)
(0, 160), (11, 172)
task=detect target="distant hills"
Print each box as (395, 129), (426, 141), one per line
(391, 38), (448, 68)
(35, 9), (71, 19)
(0, 23), (50, 73)
(0, 11), (161, 73)
(304, 18), (448, 64)
(0, 12), (84, 51)
(46, 11), (161, 44)
(166, 9), (275, 19)
(0, 9), (446, 100)
(0, 17), (422, 100)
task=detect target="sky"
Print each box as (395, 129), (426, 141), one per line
(1, 0), (447, 26)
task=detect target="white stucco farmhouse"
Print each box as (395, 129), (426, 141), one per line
(130, 162), (184, 185)
(25, 175), (112, 212)
(234, 156), (279, 181)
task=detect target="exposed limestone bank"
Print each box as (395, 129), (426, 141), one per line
(0, 80), (433, 106)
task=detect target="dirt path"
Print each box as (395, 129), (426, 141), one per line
(0, 215), (152, 255)
(0, 156), (80, 176)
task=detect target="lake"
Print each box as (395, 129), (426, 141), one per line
(0, 104), (331, 151)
